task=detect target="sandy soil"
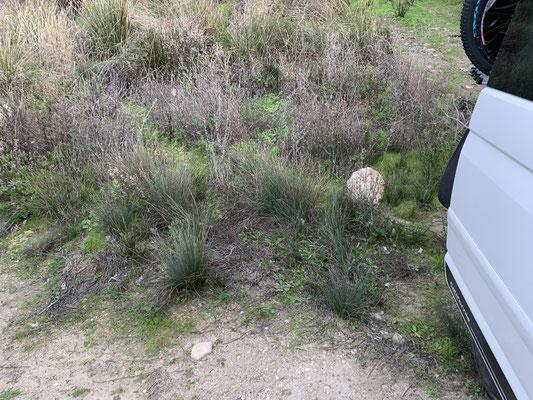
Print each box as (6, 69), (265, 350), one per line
(0, 260), (471, 400)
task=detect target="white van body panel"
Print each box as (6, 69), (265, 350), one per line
(446, 87), (533, 399)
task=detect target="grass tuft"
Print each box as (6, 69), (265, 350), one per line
(322, 268), (369, 319)
(78, 0), (131, 58)
(117, 153), (205, 228)
(232, 151), (322, 227)
(27, 160), (99, 221)
(94, 196), (138, 237)
(156, 213), (208, 293)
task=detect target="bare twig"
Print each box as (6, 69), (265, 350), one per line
(36, 298), (59, 316)
(220, 333), (247, 346)
(401, 378), (421, 398)
(367, 355), (385, 378)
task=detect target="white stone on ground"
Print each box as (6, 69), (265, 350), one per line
(346, 167), (385, 205)
(191, 341), (213, 360)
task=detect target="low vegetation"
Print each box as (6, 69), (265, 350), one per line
(0, 0), (477, 395)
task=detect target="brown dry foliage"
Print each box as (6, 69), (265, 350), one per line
(0, 0), (469, 172)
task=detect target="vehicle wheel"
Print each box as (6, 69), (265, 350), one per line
(472, 341), (502, 400)
(460, 0), (518, 75)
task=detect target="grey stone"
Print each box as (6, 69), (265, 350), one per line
(392, 333), (406, 346)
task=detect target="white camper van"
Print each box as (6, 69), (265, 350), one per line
(440, 0), (533, 398)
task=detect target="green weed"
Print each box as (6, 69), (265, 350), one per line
(0, 389), (21, 400)
(119, 310), (197, 355)
(243, 302), (278, 325)
(392, 0), (414, 17)
(71, 387), (90, 398)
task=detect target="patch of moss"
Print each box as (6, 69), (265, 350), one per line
(80, 228), (108, 253)
(394, 199), (417, 219)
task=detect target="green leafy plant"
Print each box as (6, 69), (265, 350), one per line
(0, 389), (21, 400)
(71, 387), (90, 398)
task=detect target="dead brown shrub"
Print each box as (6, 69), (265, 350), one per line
(144, 55), (249, 148)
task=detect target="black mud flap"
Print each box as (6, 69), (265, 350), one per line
(438, 129), (470, 208)
(445, 264), (516, 400)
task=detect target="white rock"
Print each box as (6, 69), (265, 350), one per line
(370, 312), (384, 322)
(191, 341), (213, 360)
(392, 332), (406, 346)
(135, 275), (145, 286)
(346, 167), (385, 205)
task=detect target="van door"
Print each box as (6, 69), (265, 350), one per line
(445, 1), (533, 398)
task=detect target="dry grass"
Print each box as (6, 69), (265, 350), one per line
(0, 0), (77, 98)
(0, 0), (468, 185)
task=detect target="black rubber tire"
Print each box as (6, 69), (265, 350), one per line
(460, 0), (495, 75)
(460, 0), (518, 75)
(472, 341), (503, 400)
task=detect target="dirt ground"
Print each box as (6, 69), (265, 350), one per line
(0, 258), (472, 400)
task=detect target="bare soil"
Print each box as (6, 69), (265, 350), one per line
(0, 258), (471, 400)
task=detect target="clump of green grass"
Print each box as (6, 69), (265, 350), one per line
(378, 146), (451, 207)
(80, 227), (107, 252)
(71, 387), (90, 398)
(94, 196), (138, 237)
(116, 309), (197, 355)
(229, 11), (297, 61)
(322, 187), (380, 241)
(118, 153), (206, 228)
(0, 389), (21, 400)
(392, 0), (414, 17)
(78, 0), (131, 58)
(0, 38), (37, 98)
(394, 199), (417, 219)
(94, 195), (145, 257)
(322, 268), (369, 319)
(232, 151), (322, 227)
(0, 213), (17, 238)
(156, 213), (208, 293)
(22, 224), (78, 257)
(320, 188), (376, 319)
(133, 19), (205, 76)
(141, 163), (203, 226)
(391, 221), (430, 248)
(27, 161), (99, 221)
